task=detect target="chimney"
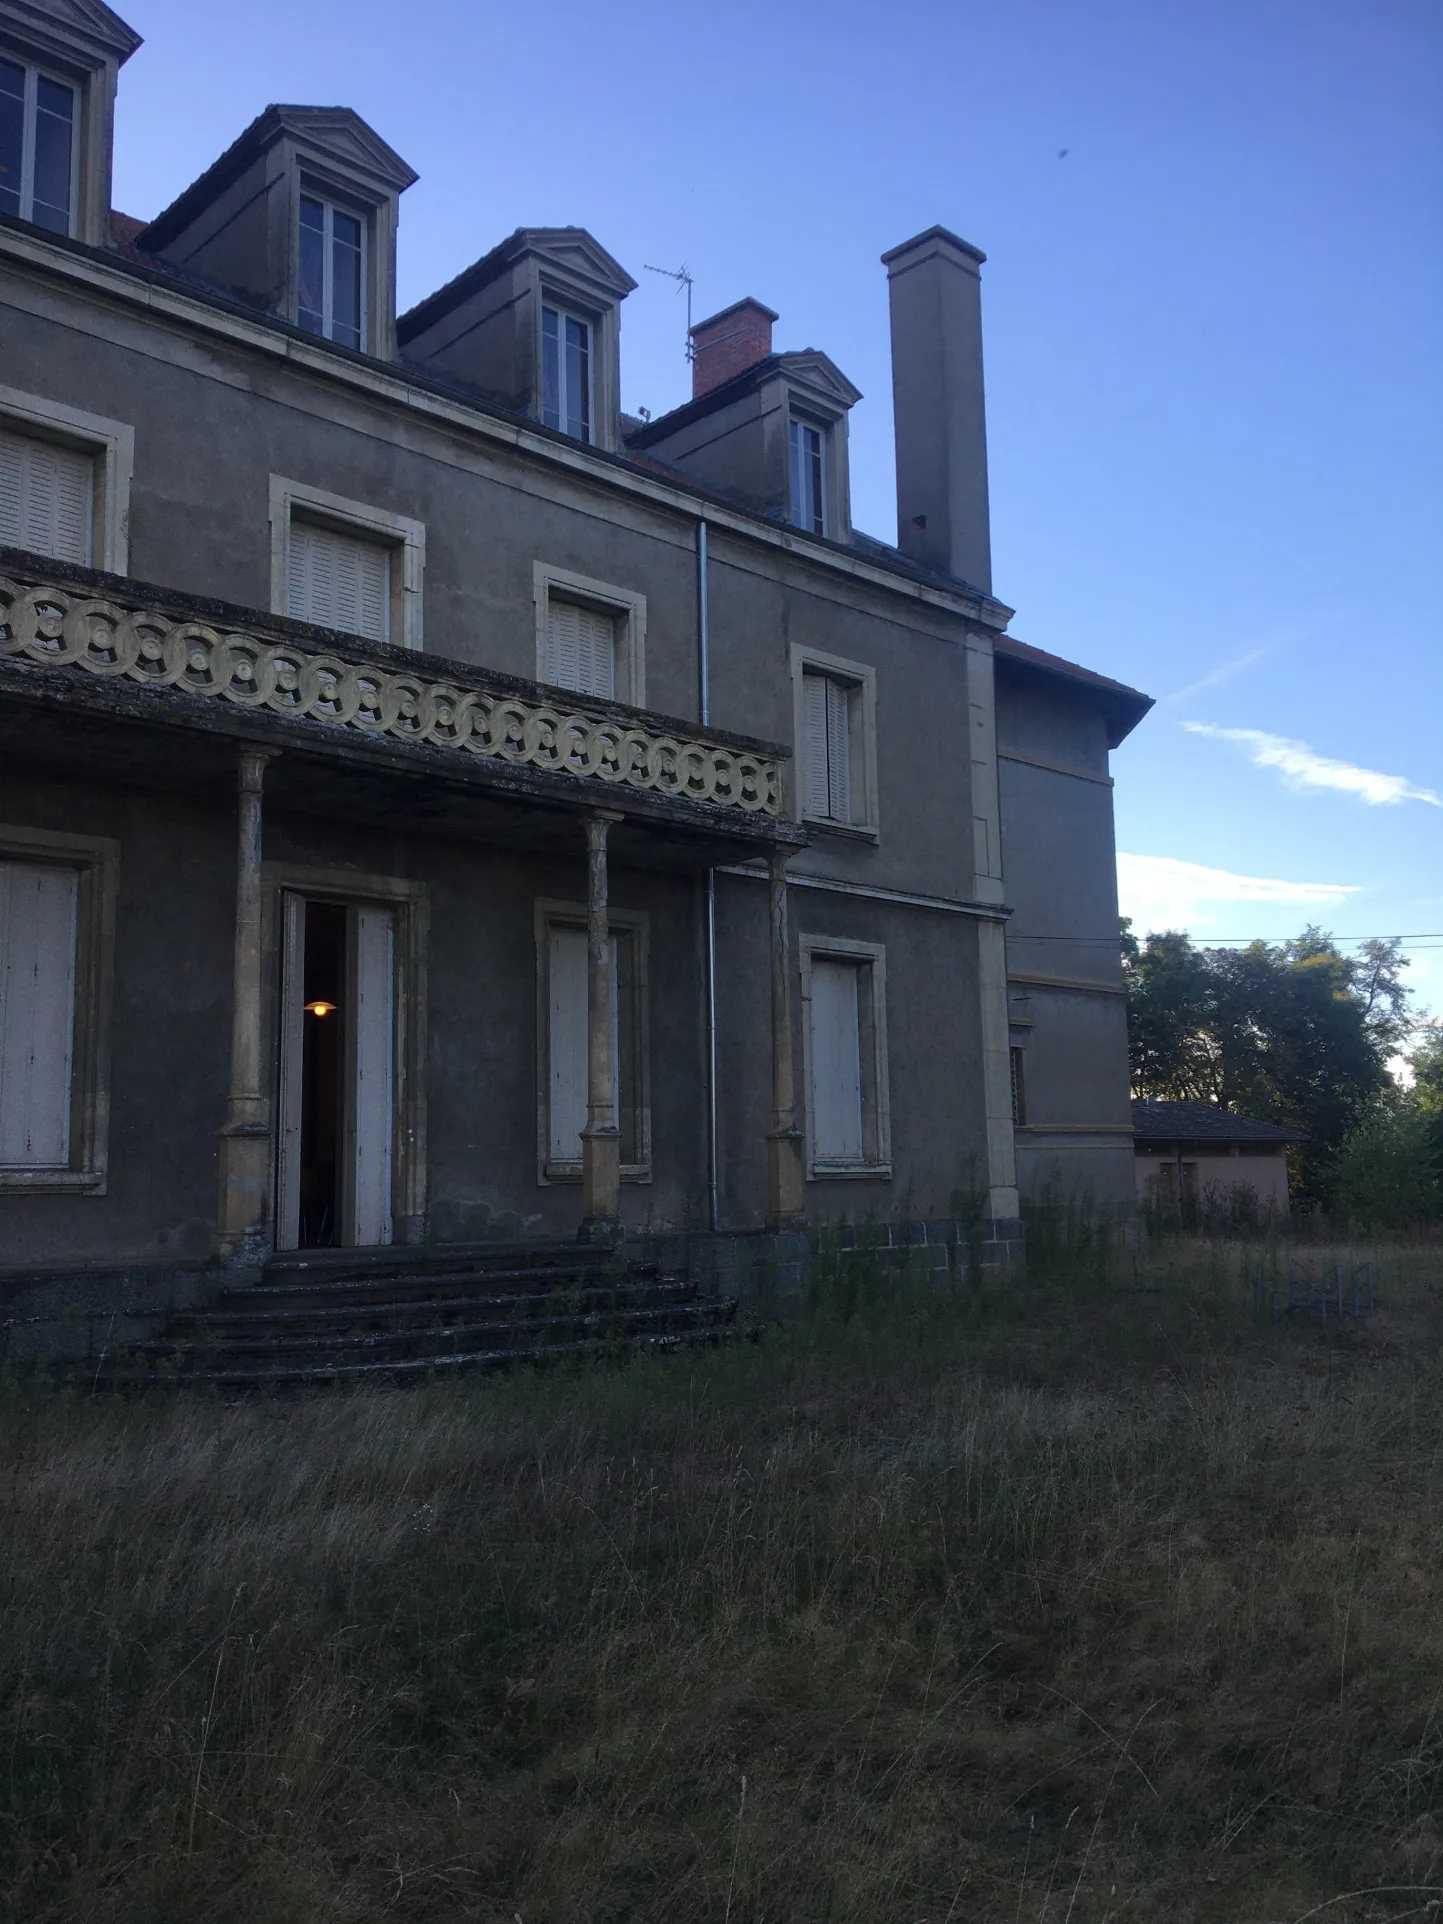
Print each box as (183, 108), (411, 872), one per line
(882, 226), (991, 592)
(688, 297), (778, 399)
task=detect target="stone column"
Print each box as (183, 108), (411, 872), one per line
(580, 811), (623, 1241)
(765, 843), (805, 1231)
(217, 746), (278, 1263)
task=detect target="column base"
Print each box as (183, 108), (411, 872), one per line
(580, 1123), (622, 1233)
(216, 1121), (272, 1261)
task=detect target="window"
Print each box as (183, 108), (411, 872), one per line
(791, 647), (879, 836)
(536, 902), (649, 1182)
(789, 418), (826, 535)
(269, 479), (425, 650)
(801, 938), (890, 1178)
(297, 194), (365, 350)
(542, 305), (592, 442)
(1010, 1046), (1027, 1125)
(0, 58), (75, 235)
(533, 563), (646, 706)
(0, 828), (117, 1194)
(545, 596), (615, 700)
(0, 422), (91, 564)
(286, 518), (391, 644)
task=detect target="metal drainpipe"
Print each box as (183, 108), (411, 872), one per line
(699, 518), (720, 1233)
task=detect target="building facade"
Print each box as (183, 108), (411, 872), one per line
(0, 0), (1150, 1288)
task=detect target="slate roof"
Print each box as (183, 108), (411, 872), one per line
(1131, 1101), (1308, 1144)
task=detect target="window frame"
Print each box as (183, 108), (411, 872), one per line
(532, 561), (646, 707)
(798, 934), (892, 1181)
(788, 414), (828, 536)
(295, 187), (369, 351)
(534, 897), (651, 1186)
(540, 300), (595, 444)
(0, 384), (133, 573)
(268, 476), (424, 650)
(789, 643), (879, 839)
(0, 824), (118, 1195)
(0, 54), (80, 236)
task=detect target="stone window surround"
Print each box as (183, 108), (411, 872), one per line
(259, 861), (429, 1245)
(798, 932), (892, 1181)
(0, 821), (118, 1195)
(533, 896), (652, 1186)
(532, 266), (624, 455)
(267, 475), (425, 651)
(0, 11), (129, 249)
(532, 560), (647, 708)
(0, 382), (132, 573)
(789, 641), (879, 840)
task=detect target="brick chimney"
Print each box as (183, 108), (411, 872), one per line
(688, 298), (778, 399)
(882, 226), (991, 593)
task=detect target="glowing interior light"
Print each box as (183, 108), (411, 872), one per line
(304, 999), (337, 1017)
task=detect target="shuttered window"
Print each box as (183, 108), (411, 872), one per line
(0, 425), (92, 564)
(286, 519), (391, 643)
(548, 925), (621, 1165)
(809, 958), (865, 1164)
(801, 671), (853, 823)
(545, 596), (616, 700)
(0, 861), (78, 1168)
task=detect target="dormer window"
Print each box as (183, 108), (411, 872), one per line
(298, 194), (365, 350)
(789, 417), (827, 536)
(542, 304), (592, 443)
(0, 57), (76, 235)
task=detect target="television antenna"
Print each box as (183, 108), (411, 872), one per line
(644, 261), (695, 360)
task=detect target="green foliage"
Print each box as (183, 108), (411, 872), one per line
(1331, 1105), (1443, 1227)
(1123, 921), (1416, 1201)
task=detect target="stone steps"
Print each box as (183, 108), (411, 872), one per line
(92, 1243), (738, 1389)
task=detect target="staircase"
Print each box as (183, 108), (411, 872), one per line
(95, 1243), (739, 1390)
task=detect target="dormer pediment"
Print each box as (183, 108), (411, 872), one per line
(265, 105), (419, 196)
(516, 227), (637, 306)
(774, 350), (863, 418)
(0, 0), (140, 66)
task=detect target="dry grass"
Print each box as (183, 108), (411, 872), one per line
(2, 1233), (1442, 1922)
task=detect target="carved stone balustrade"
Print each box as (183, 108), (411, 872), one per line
(0, 560), (788, 822)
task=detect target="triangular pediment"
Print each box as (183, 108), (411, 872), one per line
(515, 227), (638, 300)
(777, 349), (863, 412)
(1, 0), (143, 63)
(271, 106), (418, 193)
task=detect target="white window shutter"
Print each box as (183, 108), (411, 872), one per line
(0, 861), (78, 1167)
(809, 958), (864, 1162)
(349, 906), (395, 1246)
(802, 674), (830, 818)
(825, 679), (852, 823)
(287, 520), (390, 644)
(0, 427), (92, 566)
(547, 598), (615, 699)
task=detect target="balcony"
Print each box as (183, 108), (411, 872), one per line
(0, 549), (800, 866)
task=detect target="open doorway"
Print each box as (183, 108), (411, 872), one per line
(276, 894), (396, 1250)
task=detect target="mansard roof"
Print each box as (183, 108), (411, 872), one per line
(139, 104), (417, 250)
(0, 0), (141, 63)
(398, 226), (637, 341)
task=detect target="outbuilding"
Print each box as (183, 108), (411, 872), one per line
(1132, 1101), (1307, 1217)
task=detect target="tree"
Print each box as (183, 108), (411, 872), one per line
(1123, 923), (1416, 1203)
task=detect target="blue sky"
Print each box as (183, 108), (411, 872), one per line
(108, 0), (1443, 1022)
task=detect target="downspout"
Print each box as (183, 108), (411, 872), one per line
(699, 519), (720, 1232)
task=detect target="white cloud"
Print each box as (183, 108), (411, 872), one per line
(1184, 723), (1441, 807)
(1117, 853), (1360, 935)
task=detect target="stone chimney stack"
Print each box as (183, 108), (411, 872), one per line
(689, 297), (779, 399)
(882, 226), (991, 593)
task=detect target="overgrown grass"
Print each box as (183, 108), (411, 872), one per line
(3, 1232), (1442, 1922)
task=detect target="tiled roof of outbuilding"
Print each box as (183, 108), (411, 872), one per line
(1131, 1101), (1308, 1144)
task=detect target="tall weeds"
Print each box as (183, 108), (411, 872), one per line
(2, 1235), (1441, 1922)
